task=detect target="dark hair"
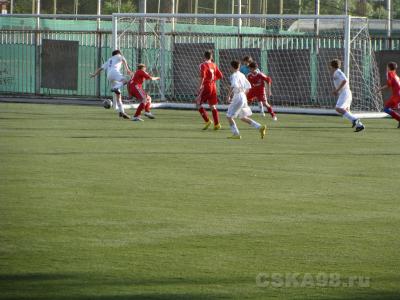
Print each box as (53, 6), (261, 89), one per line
(248, 62), (258, 69)
(137, 64), (146, 70)
(242, 56), (252, 63)
(388, 62), (398, 71)
(204, 50), (213, 60)
(330, 59), (341, 69)
(231, 60), (240, 70)
(112, 49), (121, 56)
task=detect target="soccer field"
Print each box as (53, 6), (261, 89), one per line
(0, 103), (399, 300)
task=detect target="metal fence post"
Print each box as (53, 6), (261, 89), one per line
(160, 18), (166, 101)
(96, 32), (102, 98)
(35, 27), (41, 94)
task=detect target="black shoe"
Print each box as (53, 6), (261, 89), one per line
(355, 124), (365, 132)
(352, 119), (358, 128)
(397, 122), (400, 129)
(119, 112), (130, 119)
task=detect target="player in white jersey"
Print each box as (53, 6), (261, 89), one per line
(90, 50), (133, 119)
(330, 59), (365, 132)
(226, 60), (267, 139)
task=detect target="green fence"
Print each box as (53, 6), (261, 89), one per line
(0, 17), (399, 104)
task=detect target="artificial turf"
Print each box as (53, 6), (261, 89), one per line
(0, 103), (399, 300)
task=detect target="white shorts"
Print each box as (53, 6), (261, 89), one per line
(335, 91), (352, 109)
(107, 71), (127, 90)
(227, 93), (253, 119)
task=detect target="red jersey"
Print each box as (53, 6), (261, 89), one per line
(131, 69), (151, 87)
(247, 71), (272, 92)
(387, 70), (400, 97)
(199, 60), (223, 86)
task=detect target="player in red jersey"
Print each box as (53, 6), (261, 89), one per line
(380, 62), (400, 128)
(196, 50), (223, 130)
(246, 62), (277, 120)
(128, 64), (160, 121)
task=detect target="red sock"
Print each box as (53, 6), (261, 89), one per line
(212, 108), (219, 125)
(267, 106), (275, 117)
(145, 102), (151, 112)
(389, 110), (400, 122)
(198, 107), (209, 122)
(135, 103), (145, 117)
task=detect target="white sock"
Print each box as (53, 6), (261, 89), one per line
(117, 101), (124, 113)
(343, 111), (358, 122)
(249, 119), (261, 129)
(230, 124), (240, 135)
(259, 103), (264, 113)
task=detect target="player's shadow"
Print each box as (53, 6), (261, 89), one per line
(1, 273), (400, 300)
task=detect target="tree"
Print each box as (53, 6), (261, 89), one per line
(103, 0), (136, 14)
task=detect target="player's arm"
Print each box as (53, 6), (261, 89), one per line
(263, 75), (272, 97)
(197, 76), (204, 92)
(197, 64), (205, 91)
(333, 79), (347, 96)
(144, 71), (160, 81)
(215, 67), (223, 81)
(265, 82), (272, 97)
(90, 67), (103, 78)
(122, 58), (133, 76)
(379, 84), (388, 92)
(227, 86), (233, 103)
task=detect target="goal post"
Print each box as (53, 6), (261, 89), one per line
(111, 13), (384, 116)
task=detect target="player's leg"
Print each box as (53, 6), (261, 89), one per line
(143, 95), (155, 119)
(226, 96), (242, 139)
(132, 85), (147, 121)
(263, 98), (277, 121)
(383, 97), (400, 127)
(239, 101), (267, 139)
(111, 84), (130, 119)
(209, 87), (221, 130)
(196, 89), (212, 130)
(108, 73), (130, 118)
(210, 104), (221, 130)
(335, 93), (364, 131)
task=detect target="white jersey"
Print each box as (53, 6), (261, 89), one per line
(102, 54), (126, 76)
(227, 71), (253, 119)
(230, 71), (251, 95)
(333, 69), (351, 95)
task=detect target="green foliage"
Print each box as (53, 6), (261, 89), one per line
(102, 0), (136, 14)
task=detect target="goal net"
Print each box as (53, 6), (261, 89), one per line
(112, 14), (383, 115)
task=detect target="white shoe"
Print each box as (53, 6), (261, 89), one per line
(272, 115), (278, 121)
(144, 112), (155, 119)
(260, 112), (266, 117)
(132, 117), (144, 122)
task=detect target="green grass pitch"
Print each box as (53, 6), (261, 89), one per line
(0, 103), (399, 300)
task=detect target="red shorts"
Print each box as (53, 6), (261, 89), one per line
(247, 89), (266, 103)
(196, 85), (218, 106)
(128, 83), (148, 101)
(385, 95), (400, 110)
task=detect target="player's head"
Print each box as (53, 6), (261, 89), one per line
(330, 59), (341, 70)
(204, 50), (213, 60)
(112, 49), (121, 56)
(137, 63), (146, 71)
(230, 60), (240, 72)
(248, 62), (258, 72)
(242, 56), (253, 65)
(387, 62), (398, 71)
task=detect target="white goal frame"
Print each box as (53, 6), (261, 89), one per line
(112, 13), (385, 118)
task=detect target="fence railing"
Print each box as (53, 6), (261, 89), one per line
(0, 15), (399, 100)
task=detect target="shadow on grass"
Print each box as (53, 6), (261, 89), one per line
(1, 273), (400, 300)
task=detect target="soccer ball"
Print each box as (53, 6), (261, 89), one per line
(103, 99), (112, 109)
